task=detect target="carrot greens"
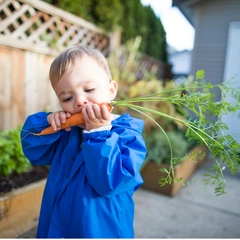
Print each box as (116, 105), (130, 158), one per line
(110, 70), (240, 196)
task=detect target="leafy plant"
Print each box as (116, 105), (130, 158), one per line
(0, 127), (31, 176)
(43, 0), (123, 32)
(143, 130), (190, 165)
(109, 70), (240, 196)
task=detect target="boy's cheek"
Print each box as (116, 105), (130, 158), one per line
(59, 103), (74, 115)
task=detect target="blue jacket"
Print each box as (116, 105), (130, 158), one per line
(21, 112), (146, 238)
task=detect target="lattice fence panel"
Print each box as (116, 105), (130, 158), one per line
(0, 0), (110, 56)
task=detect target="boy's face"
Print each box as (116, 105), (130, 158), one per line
(54, 55), (118, 114)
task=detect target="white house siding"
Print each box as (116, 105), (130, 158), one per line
(221, 22), (240, 143)
(169, 50), (192, 76)
(190, 0), (240, 101)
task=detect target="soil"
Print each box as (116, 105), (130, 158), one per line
(0, 166), (49, 195)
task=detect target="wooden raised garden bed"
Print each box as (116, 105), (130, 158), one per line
(141, 146), (206, 197)
(0, 179), (46, 238)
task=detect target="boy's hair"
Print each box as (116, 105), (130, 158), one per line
(49, 46), (112, 87)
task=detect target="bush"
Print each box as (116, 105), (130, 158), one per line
(143, 130), (190, 165)
(0, 127), (31, 176)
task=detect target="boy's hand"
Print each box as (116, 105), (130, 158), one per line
(47, 111), (72, 132)
(81, 103), (112, 131)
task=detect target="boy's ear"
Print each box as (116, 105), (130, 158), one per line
(110, 80), (118, 100)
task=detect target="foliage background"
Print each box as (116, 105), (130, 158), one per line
(43, 0), (168, 62)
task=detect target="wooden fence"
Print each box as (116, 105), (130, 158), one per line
(138, 54), (173, 83)
(0, 0), (173, 131)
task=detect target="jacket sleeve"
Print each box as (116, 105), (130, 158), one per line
(21, 112), (65, 165)
(82, 115), (147, 197)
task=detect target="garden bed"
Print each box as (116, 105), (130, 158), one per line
(0, 166), (48, 238)
(141, 146), (206, 197)
(0, 166), (49, 194)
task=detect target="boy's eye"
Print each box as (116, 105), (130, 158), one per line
(85, 88), (95, 93)
(63, 96), (72, 102)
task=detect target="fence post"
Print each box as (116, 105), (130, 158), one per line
(108, 27), (122, 52)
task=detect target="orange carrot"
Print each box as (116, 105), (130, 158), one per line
(34, 103), (112, 136)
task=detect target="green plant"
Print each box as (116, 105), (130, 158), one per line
(43, 0), (123, 32)
(0, 127), (31, 176)
(109, 70), (240, 196)
(39, 33), (63, 51)
(143, 130), (190, 165)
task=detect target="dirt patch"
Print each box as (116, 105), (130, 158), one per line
(0, 166), (49, 195)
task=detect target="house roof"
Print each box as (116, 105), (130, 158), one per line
(172, 0), (202, 26)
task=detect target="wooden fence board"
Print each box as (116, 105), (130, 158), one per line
(24, 51), (59, 117)
(11, 49), (25, 128)
(0, 47), (25, 130)
(0, 46), (60, 131)
(0, 48), (12, 130)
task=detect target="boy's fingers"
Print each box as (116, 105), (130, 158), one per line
(49, 117), (57, 131)
(101, 104), (110, 120)
(81, 107), (89, 122)
(54, 113), (62, 129)
(59, 111), (67, 123)
(86, 104), (97, 120)
(47, 114), (57, 131)
(92, 104), (102, 119)
(66, 112), (72, 118)
(47, 111), (70, 131)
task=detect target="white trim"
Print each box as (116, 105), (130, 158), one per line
(222, 21), (240, 143)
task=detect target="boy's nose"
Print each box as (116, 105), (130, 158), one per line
(75, 95), (89, 108)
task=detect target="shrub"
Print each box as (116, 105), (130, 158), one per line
(143, 130), (190, 165)
(0, 127), (31, 176)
